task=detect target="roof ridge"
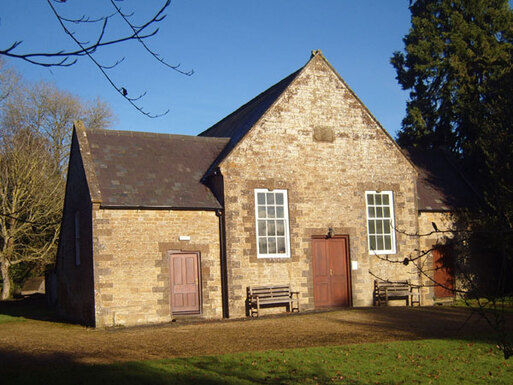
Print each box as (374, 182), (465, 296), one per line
(87, 128), (229, 143)
(198, 68), (302, 137)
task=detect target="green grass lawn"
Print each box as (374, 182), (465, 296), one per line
(453, 297), (513, 308)
(3, 339), (512, 385)
(0, 313), (25, 324)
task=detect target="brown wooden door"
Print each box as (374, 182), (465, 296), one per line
(312, 236), (351, 307)
(170, 253), (200, 313)
(433, 247), (454, 298)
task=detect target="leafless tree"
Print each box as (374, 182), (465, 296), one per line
(0, 65), (114, 299)
(0, 129), (63, 300)
(1, 80), (114, 173)
(0, 0), (192, 117)
(0, 59), (19, 106)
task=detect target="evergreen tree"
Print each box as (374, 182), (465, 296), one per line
(393, 0), (513, 358)
(392, 0), (513, 156)
(392, 0), (513, 229)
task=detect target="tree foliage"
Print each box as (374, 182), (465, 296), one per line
(392, 0), (513, 156)
(0, 63), (114, 299)
(392, 0), (513, 358)
(391, 0), (513, 272)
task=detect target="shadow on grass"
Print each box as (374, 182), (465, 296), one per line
(326, 306), (512, 346)
(0, 294), (58, 323)
(0, 349), (368, 385)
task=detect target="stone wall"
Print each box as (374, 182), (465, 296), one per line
(57, 130), (95, 325)
(219, 54), (420, 317)
(92, 209), (222, 327)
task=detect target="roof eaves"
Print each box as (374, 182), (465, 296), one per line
(99, 204), (222, 211)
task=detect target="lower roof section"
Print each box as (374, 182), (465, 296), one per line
(84, 129), (229, 209)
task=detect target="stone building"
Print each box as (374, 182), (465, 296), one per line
(403, 148), (478, 305)
(57, 50), (472, 327)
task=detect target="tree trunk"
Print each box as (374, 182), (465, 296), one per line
(1, 258), (12, 300)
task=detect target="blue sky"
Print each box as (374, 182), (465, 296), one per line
(0, 1), (412, 137)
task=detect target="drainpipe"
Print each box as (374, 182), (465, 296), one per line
(216, 208), (229, 318)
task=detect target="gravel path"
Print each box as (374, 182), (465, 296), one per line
(0, 305), (498, 370)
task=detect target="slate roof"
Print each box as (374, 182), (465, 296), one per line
(83, 129), (229, 209)
(199, 69), (302, 178)
(403, 147), (479, 211)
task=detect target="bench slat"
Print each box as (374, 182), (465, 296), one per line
(374, 279), (418, 307)
(247, 284), (299, 317)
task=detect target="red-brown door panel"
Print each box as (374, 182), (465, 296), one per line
(313, 236), (351, 308)
(170, 253), (200, 313)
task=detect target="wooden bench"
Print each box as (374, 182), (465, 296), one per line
(374, 279), (420, 306)
(247, 284), (299, 317)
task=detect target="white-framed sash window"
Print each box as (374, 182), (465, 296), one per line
(255, 189), (291, 258)
(365, 191), (396, 254)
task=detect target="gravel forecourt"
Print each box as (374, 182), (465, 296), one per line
(0, 304), (503, 371)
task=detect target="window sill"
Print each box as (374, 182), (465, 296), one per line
(257, 254), (291, 259)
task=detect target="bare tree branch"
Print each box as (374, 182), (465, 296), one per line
(109, 0), (193, 76)
(44, 0), (166, 118)
(0, 1), (192, 118)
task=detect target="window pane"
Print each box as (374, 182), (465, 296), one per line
(368, 220), (375, 234)
(259, 238), (267, 254)
(277, 237), (286, 253)
(367, 194), (374, 205)
(383, 207), (390, 218)
(383, 219), (391, 235)
(257, 193), (266, 205)
(266, 193), (275, 204)
(267, 221), (276, 236)
(368, 207), (375, 218)
(275, 193), (284, 205)
(268, 237), (277, 253)
(376, 207), (383, 218)
(376, 220), (383, 234)
(384, 235), (392, 250)
(258, 220), (266, 236)
(377, 236), (384, 250)
(276, 206), (284, 218)
(276, 220), (285, 236)
(267, 206), (275, 218)
(258, 206), (266, 219)
(369, 235), (377, 251)
(375, 194), (382, 205)
(383, 194), (389, 205)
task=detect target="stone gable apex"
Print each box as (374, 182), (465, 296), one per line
(201, 50), (416, 176)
